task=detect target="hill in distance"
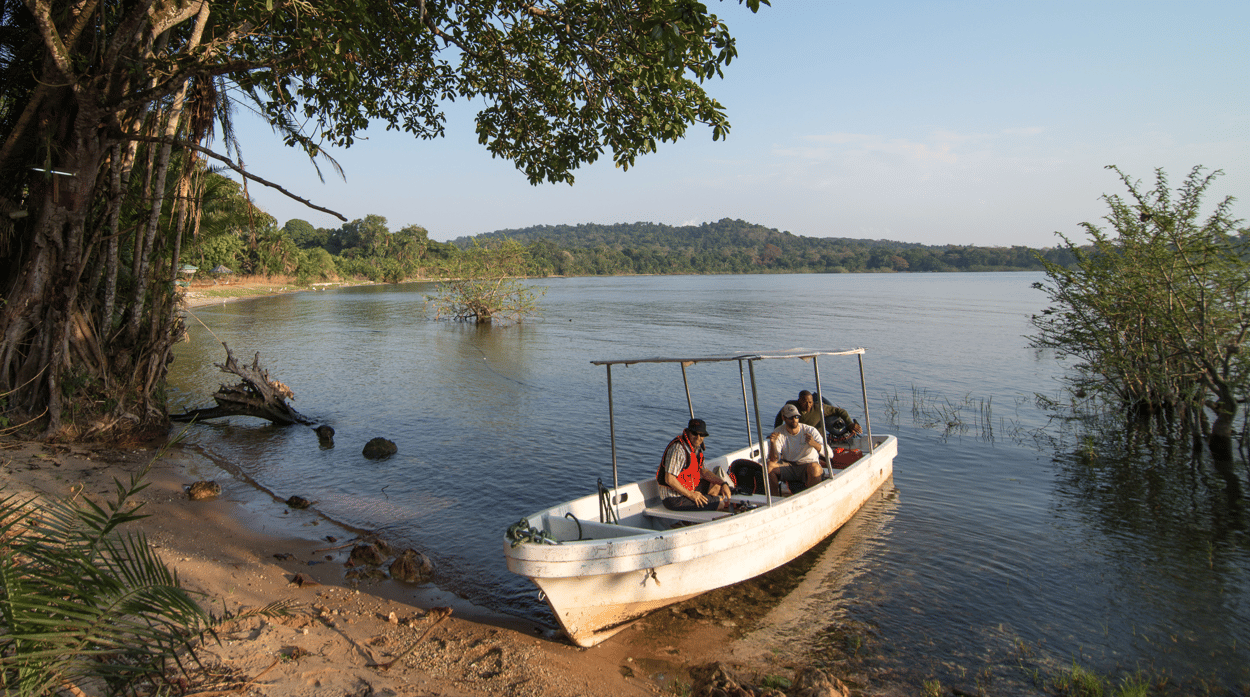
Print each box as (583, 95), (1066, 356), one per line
(451, 218), (1072, 275)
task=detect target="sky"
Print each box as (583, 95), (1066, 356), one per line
(226, 0), (1249, 247)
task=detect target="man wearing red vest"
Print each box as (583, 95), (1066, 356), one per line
(657, 418), (732, 511)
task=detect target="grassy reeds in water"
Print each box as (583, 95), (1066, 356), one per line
(878, 385), (1025, 442)
(1048, 664), (1154, 697)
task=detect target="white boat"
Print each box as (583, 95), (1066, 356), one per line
(503, 348), (897, 647)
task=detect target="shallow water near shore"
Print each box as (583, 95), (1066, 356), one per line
(169, 272), (1249, 693)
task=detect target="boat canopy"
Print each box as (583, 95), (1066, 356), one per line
(591, 347), (865, 368)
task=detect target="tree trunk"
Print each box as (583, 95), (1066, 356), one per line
(122, 2), (210, 345)
(101, 138), (142, 338)
(168, 160), (193, 285)
(1207, 383), (1237, 463)
(0, 96), (109, 436)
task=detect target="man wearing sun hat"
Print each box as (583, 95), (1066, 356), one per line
(656, 418), (732, 511)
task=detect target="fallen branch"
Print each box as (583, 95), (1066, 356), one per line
(186, 657), (281, 696)
(171, 342), (313, 426)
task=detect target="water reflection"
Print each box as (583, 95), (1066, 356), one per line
(1048, 418), (1249, 688)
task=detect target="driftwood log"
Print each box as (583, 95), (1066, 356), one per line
(171, 343), (313, 426)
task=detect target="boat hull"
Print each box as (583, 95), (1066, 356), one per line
(505, 435), (896, 646)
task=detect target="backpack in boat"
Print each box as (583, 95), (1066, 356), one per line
(826, 447), (863, 469)
(729, 458), (766, 495)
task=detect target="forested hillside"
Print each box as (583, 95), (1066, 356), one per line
(178, 190), (1075, 286)
(453, 219), (1076, 275)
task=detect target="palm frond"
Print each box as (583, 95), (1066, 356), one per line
(0, 455), (213, 695)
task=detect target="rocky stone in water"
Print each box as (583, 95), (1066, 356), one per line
(186, 480), (220, 500)
(314, 424), (335, 449)
(689, 662), (754, 697)
(790, 667), (849, 697)
(349, 543), (387, 567)
(389, 548), (434, 583)
(362, 437), (397, 459)
(286, 495), (311, 509)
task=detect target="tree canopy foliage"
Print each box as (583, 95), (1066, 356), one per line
(1030, 166), (1249, 466)
(0, 0), (766, 438)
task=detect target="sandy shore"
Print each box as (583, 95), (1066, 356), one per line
(180, 279), (369, 310)
(0, 437), (843, 697)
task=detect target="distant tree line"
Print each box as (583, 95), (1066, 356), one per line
(183, 191), (1081, 285)
(453, 219), (1079, 276)
(180, 176), (461, 284)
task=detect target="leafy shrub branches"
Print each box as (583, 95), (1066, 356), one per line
(1030, 166), (1248, 463)
(426, 239), (545, 324)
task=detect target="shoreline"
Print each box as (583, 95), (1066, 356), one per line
(180, 278), (382, 309)
(0, 436), (823, 696)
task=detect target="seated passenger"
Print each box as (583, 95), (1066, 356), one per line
(657, 419), (732, 511)
(767, 404), (825, 494)
(773, 390), (861, 442)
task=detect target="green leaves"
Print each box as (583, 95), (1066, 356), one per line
(0, 462), (211, 695)
(1030, 166), (1248, 457)
(427, 0), (758, 184)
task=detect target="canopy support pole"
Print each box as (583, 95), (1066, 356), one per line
(747, 358), (772, 507)
(858, 354), (874, 454)
(606, 364), (621, 519)
(680, 362), (694, 418)
(812, 356), (830, 464)
(738, 359), (754, 453)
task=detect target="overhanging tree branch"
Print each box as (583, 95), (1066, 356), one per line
(118, 131), (346, 221)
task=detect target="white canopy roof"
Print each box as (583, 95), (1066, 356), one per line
(591, 347), (864, 367)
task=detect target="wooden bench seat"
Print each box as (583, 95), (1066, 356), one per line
(643, 505), (730, 524)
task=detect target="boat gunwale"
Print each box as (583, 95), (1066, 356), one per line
(504, 435), (896, 570)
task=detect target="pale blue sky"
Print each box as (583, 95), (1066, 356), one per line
(228, 0), (1248, 246)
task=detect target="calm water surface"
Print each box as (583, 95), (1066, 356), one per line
(169, 273), (1249, 693)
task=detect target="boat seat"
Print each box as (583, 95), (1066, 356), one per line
(643, 504), (730, 524)
(544, 516), (652, 541)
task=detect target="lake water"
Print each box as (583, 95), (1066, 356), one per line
(168, 273), (1249, 693)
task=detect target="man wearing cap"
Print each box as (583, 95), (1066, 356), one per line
(656, 418), (732, 512)
(767, 403), (825, 494)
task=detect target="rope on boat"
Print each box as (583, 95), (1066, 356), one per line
(505, 518), (559, 547)
(564, 512), (583, 540)
(597, 478), (619, 524)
